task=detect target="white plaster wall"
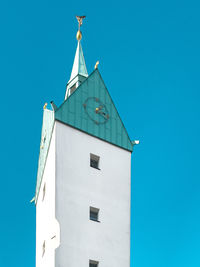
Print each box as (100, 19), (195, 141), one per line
(36, 127), (60, 267)
(55, 121), (131, 267)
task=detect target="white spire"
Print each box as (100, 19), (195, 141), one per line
(65, 41), (88, 99)
(65, 16), (88, 100)
(70, 41), (88, 81)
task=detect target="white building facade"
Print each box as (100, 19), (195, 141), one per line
(34, 23), (136, 267)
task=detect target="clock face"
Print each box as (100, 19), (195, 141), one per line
(83, 97), (109, 125)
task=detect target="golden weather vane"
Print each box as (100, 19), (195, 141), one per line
(76, 15), (86, 41)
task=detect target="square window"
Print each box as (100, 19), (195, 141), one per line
(90, 207), (99, 222)
(89, 260), (99, 267)
(90, 154), (100, 169)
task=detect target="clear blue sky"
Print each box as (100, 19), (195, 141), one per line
(0, 0), (200, 266)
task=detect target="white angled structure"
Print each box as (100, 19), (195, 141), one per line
(34, 20), (136, 267)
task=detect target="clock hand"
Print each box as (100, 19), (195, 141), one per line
(95, 105), (109, 119)
(98, 110), (109, 119)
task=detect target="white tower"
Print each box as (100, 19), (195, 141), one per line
(34, 17), (136, 267)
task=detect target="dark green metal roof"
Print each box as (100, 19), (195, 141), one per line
(35, 109), (54, 202)
(55, 69), (133, 152)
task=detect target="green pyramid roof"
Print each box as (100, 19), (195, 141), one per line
(55, 69), (133, 152)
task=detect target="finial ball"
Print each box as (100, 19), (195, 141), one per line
(76, 30), (82, 41)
